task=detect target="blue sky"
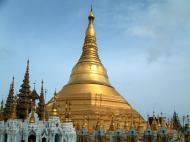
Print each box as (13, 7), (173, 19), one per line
(0, 0), (189, 118)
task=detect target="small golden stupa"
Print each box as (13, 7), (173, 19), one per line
(46, 7), (145, 131)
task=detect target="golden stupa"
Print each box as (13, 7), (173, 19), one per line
(46, 8), (145, 131)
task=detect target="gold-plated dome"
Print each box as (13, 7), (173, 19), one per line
(46, 7), (145, 131)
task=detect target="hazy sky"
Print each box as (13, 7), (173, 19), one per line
(0, 0), (189, 118)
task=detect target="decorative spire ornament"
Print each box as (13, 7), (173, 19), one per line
(160, 112), (167, 128)
(37, 80), (46, 120)
(68, 7), (111, 86)
(151, 111), (158, 131)
(16, 60), (31, 119)
(4, 77), (15, 120)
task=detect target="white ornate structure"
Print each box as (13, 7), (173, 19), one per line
(0, 112), (76, 142)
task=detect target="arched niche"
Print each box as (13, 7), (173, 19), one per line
(55, 133), (61, 142)
(42, 137), (47, 142)
(28, 134), (36, 142)
(4, 133), (7, 142)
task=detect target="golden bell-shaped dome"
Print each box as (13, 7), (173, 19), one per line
(46, 7), (145, 131)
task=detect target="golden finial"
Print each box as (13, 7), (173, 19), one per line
(51, 90), (59, 117)
(86, 6), (96, 37)
(89, 5), (95, 20)
(29, 104), (36, 123)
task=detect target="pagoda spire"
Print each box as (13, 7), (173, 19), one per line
(16, 60), (31, 119)
(79, 7), (100, 63)
(151, 111), (158, 131)
(68, 7), (111, 86)
(9, 76), (14, 97)
(160, 112), (167, 128)
(37, 80), (46, 120)
(4, 77), (15, 120)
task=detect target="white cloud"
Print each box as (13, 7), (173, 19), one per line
(110, 0), (190, 62)
(127, 26), (155, 38)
